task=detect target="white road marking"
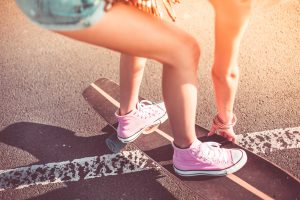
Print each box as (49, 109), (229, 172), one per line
(91, 81), (299, 155)
(0, 150), (151, 191)
(237, 127), (300, 154)
(90, 82), (274, 199)
(1, 81), (296, 195)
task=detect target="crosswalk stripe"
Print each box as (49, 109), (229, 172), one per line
(0, 150), (150, 191)
(237, 127), (300, 154)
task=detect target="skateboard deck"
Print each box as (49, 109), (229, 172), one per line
(83, 78), (300, 200)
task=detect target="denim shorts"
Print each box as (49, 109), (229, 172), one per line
(15, 0), (106, 31)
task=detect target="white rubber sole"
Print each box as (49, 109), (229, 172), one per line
(117, 112), (168, 143)
(174, 149), (248, 176)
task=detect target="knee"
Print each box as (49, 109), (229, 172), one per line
(188, 37), (201, 67)
(169, 35), (201, 72)
(211, 65), (240, 82)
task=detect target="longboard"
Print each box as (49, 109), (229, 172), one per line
(83, 78), (300, 200)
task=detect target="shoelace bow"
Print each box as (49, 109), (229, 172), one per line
(195, 142), (228, 164)
(135, 100), (158, 119)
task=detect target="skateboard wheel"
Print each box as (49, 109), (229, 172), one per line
(105, 134), (126, 153)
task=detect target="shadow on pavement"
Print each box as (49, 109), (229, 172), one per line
(0, 122), (176, 200)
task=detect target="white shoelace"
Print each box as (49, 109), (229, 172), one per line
(195, 142), (228, 164)
(135, 100), (158, 119)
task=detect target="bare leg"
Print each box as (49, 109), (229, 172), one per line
(57, 4), (200, 148)
(119, 54), (147, 115)
(162, 63), (199, 146)
(208, 0), (252, 141)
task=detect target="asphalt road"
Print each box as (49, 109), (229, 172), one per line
(0, 0), (299, 199)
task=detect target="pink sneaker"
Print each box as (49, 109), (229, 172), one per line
(173, 139), (247, 176)
(116, 100), (168, 143)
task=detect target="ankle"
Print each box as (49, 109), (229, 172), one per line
(173, 138), (197, 149)
(119, 103), (139, 116)
(119, 108), (133, 116)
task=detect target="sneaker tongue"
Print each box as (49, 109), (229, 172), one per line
(189, 139), (202, 149)
(189, 139), (212, 158)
